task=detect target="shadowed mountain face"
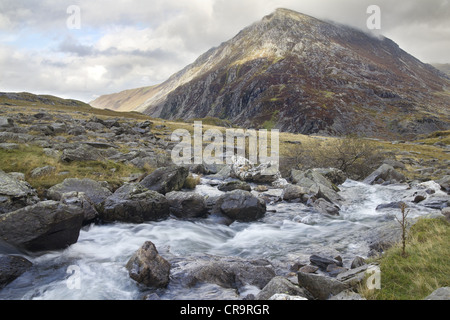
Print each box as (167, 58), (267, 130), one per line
(92, 8), (450, 139)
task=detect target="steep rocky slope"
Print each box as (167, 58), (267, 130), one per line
(92, 8), (450, 139)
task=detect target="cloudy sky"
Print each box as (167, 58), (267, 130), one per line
(0, 0), (449, 103)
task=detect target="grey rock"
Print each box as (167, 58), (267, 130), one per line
(424, 287), (450, 300)
(60, 144), (106, 162)
(326, 264), (349, 277)
(269, 294), (308, 300)
(140, 166), (189, 195)
(328, 290), (366, 300)
(215, 190), (266, 222)
(230, 157), (281, 184)
(47, 178), (112, 206)
(126, 241), (171, 288)
(312, 198), (340, 216)
(0, 143), (19, 150)
(30, 165), (56, 178)
(101, 183), (169, 223)
(0, 117), (14, 128)
(299, 265), (319, 274)
(310, 254), (343, 270)
(282, 184), (308, 202)
(0, 201), (84, 251)
(363, 164), (406, 185)
(0, 170), (39, 214)
(312, 168), (347, 186)
(218, 180), (251, 192)
(166, 191), (207, 219)
(351, 256), (367, 269)
(336, 264), (372, 289)
(0, 255), (33, 289)
(291, 169), (343, 204)
(436, 175), (450, 193)
(442, 207), (450, 222)
(256, 276), (313, 300)
(297, 272), (348, 300)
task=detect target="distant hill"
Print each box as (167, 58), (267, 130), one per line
(432, 63), (450, 77)
(92, 8), (450, 139)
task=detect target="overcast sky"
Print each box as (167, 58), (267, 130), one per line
(0, 0), (449, 103)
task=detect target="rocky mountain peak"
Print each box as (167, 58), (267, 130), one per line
(91, 9), (450, 139)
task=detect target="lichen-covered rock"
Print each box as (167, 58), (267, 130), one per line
(0, 170), (39, 215)
(47, 178), (112, 206)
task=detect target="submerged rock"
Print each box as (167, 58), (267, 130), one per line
(0, 255), (33, 289)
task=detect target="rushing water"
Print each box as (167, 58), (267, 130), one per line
(0, 179), (446, 300)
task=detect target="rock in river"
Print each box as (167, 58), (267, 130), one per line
(214, 190), (266, 222)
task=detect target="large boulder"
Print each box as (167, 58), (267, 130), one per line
(165, 191), (207, 219)
(140, 166), (189, 195)
(0, 201), (84, 252)
(363, 164), (406, 185)
(230, 156), (281, 184)
(0, 170), (39, 214)
(101, 183), (169, 223)
(0, 255), (33, 289)
(297, 272), (348, 300)
(47, 178), (112, 207)
(215, 190), (266, 222)
(126, 241), (171, 288)
(256, 276), (313, 300)
(172, 255), (275, 291)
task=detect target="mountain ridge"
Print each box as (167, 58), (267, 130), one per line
(91, 8), (450, 139)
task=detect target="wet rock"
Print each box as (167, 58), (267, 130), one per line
(424, 287), (450, 300)
(299, 265), (319, 274)
(363, 164), (406, 185)
(256, 276), (313, 300)
(101, 183), (170, 223)
(140, 166), (189, 195)
(0, 255), (33, 289)
(218, 180), (251, 192)
(173, 255), (275, 292)
(0, 201), (84, 252)
(47, 178), (112, 206)
(0, 170), (39, 215)
(297, 272), (348, 300)
(312, 198), (340, 216)
(215, 190), (266, 222)
(126, 241), (171, 288)
(310, 254), (343, 270)
(166, 191), (207, 219)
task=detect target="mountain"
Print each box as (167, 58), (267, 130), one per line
(91, 8), (450, 139)
(432, 63), (450, 78)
